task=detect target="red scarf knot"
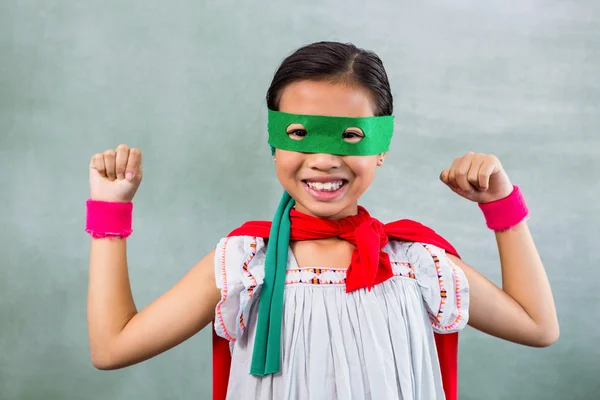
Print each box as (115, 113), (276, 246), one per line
(345, 219), (394, 293)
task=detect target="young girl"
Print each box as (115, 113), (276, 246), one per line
(86, 42), (559, 400)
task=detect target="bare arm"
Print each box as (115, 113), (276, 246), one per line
(86, 144), (221, 369)
(88, 238), (220, 369)
(440, 152), (559, 347)
(450, 220), (559, 347)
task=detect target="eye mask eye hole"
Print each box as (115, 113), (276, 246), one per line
(286, 123), (307, 141)
(342, 127), (364, 143)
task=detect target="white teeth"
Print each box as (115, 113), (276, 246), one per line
(306, 180), (343, 191)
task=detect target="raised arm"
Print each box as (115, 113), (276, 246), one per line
(440, 152), (559, 347)
(86, 144), (220, 369)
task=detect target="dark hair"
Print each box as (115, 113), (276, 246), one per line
(266, 41), (393, 116)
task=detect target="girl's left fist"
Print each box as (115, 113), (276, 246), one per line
(440, 152), (514, 203)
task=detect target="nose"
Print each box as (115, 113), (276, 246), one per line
(305, 152), (343, 171)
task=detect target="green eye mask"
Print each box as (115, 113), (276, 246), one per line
(268, 109), (394, 156)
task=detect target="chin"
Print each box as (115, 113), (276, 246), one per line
(292, 194), (358, 220)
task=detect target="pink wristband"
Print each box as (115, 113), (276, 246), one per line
(478, 185), (529, 231)
(85, 199), (133, 239)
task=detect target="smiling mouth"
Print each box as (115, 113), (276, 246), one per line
(302, 180), (347, 192)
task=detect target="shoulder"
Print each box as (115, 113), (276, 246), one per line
(384, 217), (460, 258)
(385, 239), (450, 263)
(216, 235), (264, 251)
(214, 235), (266, 267)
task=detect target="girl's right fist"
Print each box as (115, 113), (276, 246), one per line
(89, 144), (143, 202)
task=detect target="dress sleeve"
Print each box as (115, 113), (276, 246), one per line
(407, 242), (470, 333)
(213, 236), (266, 344)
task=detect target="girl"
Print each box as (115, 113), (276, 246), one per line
(86, 42), (559, 400)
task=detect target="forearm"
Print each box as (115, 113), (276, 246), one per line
(495, 220), (559, 341)
(87, 237), (137, 361)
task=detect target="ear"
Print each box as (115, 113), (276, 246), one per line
(377, 152), (387, 166)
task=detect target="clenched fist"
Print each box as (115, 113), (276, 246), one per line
(89, 144), (143, 203)
(439, 152), (513, 204)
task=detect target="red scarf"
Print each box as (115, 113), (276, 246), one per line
(213, 206), (461, 399)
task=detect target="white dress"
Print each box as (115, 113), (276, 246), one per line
(214, 236), (470, 400)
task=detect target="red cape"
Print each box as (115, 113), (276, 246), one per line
(213, 219), (460, 400)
